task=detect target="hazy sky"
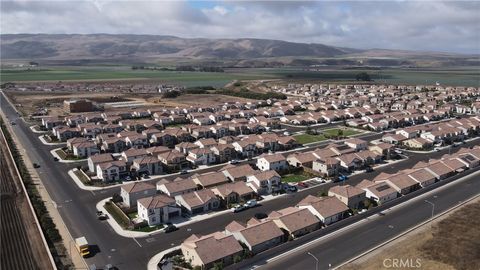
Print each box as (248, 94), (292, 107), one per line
(1, 0), (479, 54)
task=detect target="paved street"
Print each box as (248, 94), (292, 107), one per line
(2, 91), (479, 269)
(235, 169), (480, 270)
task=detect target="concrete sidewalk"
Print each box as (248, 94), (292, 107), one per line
(30, 125), (48, 134)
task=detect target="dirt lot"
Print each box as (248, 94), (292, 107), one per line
(341, 198), (480, 270)
(5, 90), (255, 117)
(147, 93), (254, 107)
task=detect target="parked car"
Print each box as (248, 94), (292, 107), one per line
(125, 176), (132, 181)
(229, 159), (239, 164)
(10, 121), (16, 125)
(254, 213), (268, 220)
(358, 209), (368, 214)
(365, 166), (374, 173)
(164, 224), (178, 233)
(243, 199), (257, 208)
(283, 131), (290, 136)
(180, 169), (189, 175)
(434, 147), (441, 152)
(53, 157), (59, 161)
(96, 211), (108, 220)
(33, 163), (40, 168)
(297, 182), (309, 188)
(282, 183), (297, 192)
(231, 204), (245, 213)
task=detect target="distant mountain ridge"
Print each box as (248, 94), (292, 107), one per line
(1, 34), (477, 67)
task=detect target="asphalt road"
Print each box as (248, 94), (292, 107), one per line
(1, 91), (479, 270)
(237, 168), (480, 270)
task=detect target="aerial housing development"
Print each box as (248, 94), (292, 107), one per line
(1, 2), (479, 270)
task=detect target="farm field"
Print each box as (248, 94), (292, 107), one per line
(1, 66), (479, 87)
(0, 66), (274, 87)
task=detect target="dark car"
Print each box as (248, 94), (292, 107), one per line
(53, 157), (59, 161)
(365, 166), (374, 173)
(33, 163), (40, 168)
(164, 225), (178, 233)
(254, 213), (268, 220)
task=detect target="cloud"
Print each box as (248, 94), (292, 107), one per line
(1, 0), (478, 54)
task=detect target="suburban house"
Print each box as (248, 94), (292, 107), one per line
(131, 156), (163, 176)
(312, 158), (341, 177)
(192, 171), (230, 189)
(156, 178), (197, 197)
(121, 148), (149, 165)
(297, 195), (349, 225)
(88, 153), (114, 173)
(267, 207), (320, 239)
(175, 189), (220, 215)
(376, 174), (420, 195)
(287, 152), (317, 168)
(256, 154), (289, 172)
(210, 144), (236, 163)
(67, 137), (89, 150)
(406, 168), (436, 187)
(72, 141), (100, 158)
(181, 232), (243, 269)
(328, 185), (367, 209)
(137, 194), (181, 226)
(356, 180), (398, 205)
(96, 160), (127, 182)
(222, 164), (257, 182)
(211, 182), (255, 206)
(158, 150), (188, 171)
(101, 137), (127, 153)
(186, 148), (216, 166)
(120, 182), (157, 208)
(246, 170), (282, 195)
(344, 138), (368, 151)
(225, 219), (284, 254)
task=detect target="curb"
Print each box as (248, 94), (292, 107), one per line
(50, 148), (87, 163)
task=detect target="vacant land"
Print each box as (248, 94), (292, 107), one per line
(341, 199), (480, 270)
(293, 128), (361, 144)
(148, 94), (254, 107)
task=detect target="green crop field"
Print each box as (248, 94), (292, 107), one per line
(0, 66), (274, 87)
(1, 66), (478, 87)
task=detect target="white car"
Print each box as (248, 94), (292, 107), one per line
(358, 209), (368, 214)
(243, 199), (257, 208)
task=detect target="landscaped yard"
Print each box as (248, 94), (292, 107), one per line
(104, 201), (130, 229)
(282, 173), (311, 183)
(293, 128), (362, 144)
(73, 169), (92, 185)
(133, 224), (164, 232)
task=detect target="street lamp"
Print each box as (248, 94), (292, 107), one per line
(307, 252), (319, 270)
(424, 199), (435, 228)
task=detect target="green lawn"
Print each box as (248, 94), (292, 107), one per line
(133, 224), (164, 232)
(294, 128), (362, 144)
(282, 174), (310, 183)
